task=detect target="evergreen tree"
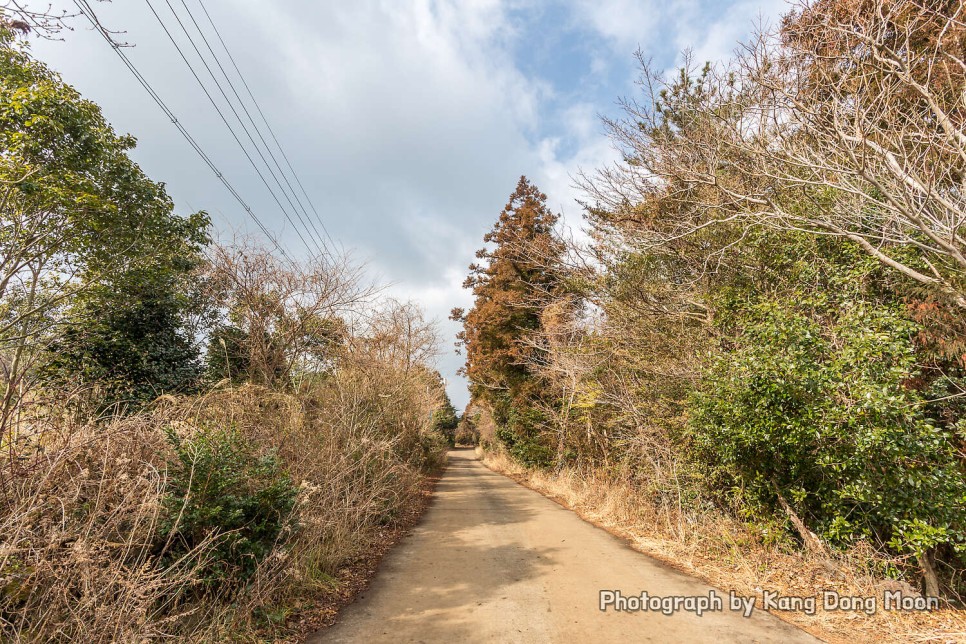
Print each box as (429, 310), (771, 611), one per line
(432, 389), (460, 446)
(43, 217), (210, 410)
(452, 176), (564, 465)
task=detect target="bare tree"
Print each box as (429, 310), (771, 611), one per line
(1, 1), (80, 38)
(582, 0), (966, 306)
(352, 299), (440, 373)
(523, 296), (608, 468)
(205, 240), (373, 387)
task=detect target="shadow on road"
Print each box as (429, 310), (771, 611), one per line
(314, 449), (820, 643)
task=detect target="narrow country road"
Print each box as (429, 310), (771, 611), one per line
(310, 449), (821, 643)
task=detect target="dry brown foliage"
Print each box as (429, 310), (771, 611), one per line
(580, 0), (966, 306)
(0, 338), (448, 641)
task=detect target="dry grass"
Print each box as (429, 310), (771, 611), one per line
(0, 414), (215, 641)
(479, 448), (966, 644)
(0, 362), (447, 642)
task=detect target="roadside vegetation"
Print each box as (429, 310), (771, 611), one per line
(3, 0), (966, 641)
(455, 1), (966, 641)
(0, 24), (453, 642)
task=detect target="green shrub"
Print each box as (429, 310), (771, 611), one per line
(157, 426), (298, 596)
(691, 303), (966, 560)
(495, 428), (548, 467)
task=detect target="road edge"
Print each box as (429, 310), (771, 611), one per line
(476, 450), (832, 644)
(295, 466), (445, 642)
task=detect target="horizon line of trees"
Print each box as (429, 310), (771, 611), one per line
(455, 0), (966, 600)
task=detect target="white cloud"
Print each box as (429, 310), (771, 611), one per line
(534, 103), (618, 235)
(573, 0), (658, 53)
(671, 0), (791, 67)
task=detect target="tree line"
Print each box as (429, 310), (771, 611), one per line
(455, 0), (966, 600)
(0, 22), (458, 641)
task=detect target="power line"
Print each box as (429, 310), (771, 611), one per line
(159, 0), (330, 258)
(143, 0), (325, 258)
(72, 0), (295, 263)
(176, 0), (335, 255)
(190, 0), (338, 253)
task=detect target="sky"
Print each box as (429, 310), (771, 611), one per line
(29, 0), (790, 409)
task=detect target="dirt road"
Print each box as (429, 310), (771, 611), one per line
(310, 449), (820, 643)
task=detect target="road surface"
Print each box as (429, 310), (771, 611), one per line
(310, 449), (820, 643)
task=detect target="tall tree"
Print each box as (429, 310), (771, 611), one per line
(453, 176), (564, 465)
(42, 217), (210, 410)
(0, 27), (209, 418)
(431, 386), (459, 446)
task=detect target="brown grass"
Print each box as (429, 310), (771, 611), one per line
(0, 362), (446, 642)
(479, 448), (966, 644)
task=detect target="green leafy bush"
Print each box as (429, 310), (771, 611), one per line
(494, 401), (553, 468)
(692, 302), (966, 559)
(158, 426), (298, 596)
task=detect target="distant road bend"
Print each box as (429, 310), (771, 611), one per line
(309, 449), (820, 643)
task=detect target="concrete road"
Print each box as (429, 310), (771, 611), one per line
(310, 449), (821, 643)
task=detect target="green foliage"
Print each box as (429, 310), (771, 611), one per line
(42, 218), (210, 409)
(431, 392), (459, 446)
(692, 301), (966, 558)
(43, 292), (200, 409)
(0, 31), (202, 281)
(0, 31), (212, 409)
(158, 426), (298, 596)
(493, 396), (553, 467)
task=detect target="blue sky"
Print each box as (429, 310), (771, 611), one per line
(31, 0), (790, 408)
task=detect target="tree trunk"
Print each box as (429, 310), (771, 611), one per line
(918, 550), (940, 597)
(772, 483), (829, 557)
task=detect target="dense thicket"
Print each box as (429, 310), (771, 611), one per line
(0, 27), (450, 641)
(459, 0), (966, 599)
